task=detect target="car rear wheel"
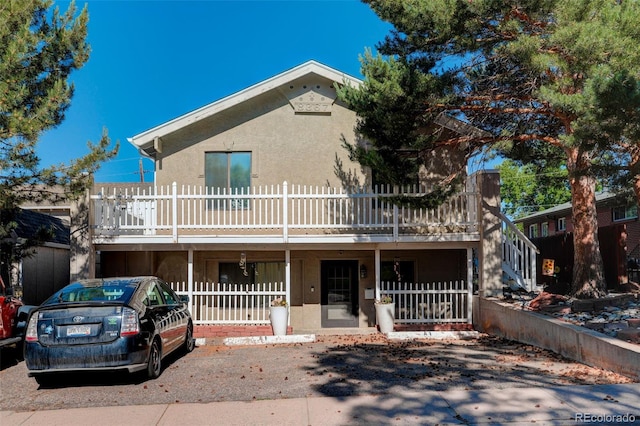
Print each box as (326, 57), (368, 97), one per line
(183, 323), (195, 353)
(147, 339), (162, 379)
(34, 374), (55, 387)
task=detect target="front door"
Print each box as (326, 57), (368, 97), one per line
(321, 260), (359, 328)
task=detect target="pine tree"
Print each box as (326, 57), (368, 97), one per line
(0, 0), (117, 286)
(339, 0), (640, 298)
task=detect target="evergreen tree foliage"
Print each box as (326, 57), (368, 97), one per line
(0, 0), (118, 286)
(340, 0), (640, 298)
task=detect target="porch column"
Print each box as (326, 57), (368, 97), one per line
(285, 249), (291, 325)
(375, 248), (381, 300)
(476, 170), (502, 297)
(467, 247), (474, 320)
(188, 249), (194, 315)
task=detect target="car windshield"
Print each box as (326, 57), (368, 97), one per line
(43, 281), (137, 305)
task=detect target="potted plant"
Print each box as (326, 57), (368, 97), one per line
(374, 295), (395, 334)
(269, 297), (288, 336)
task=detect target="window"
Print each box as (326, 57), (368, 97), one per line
(529, 224), (539, 238)
(541, 222), (549, 237)
(219, 261), (285, 284)
(205, 152), (251, 209)
(613, 205), (638, 222)
(380, 260), (415, 284)
(144, 283), (164, 307)
(557, 217), (566, 231)
(158, 281), (178, 305)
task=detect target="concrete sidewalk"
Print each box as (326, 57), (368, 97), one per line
(3, 383), (639, 425)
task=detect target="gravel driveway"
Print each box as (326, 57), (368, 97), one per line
(0, 334), (635, 413)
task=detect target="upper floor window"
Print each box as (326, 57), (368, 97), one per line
(541, 222), (549, 237)
(612, 205), (638, 222)
(529, 224), (539, 238)
(205, 152), (251, 209)
(557, 217), (566, 231)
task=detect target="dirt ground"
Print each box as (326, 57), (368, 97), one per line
(1, 333), (634, 413)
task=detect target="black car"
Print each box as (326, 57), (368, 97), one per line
(24, 276), (194, 385)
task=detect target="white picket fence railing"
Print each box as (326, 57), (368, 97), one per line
(91, 181), (479, 240)
(380, 280), (472, 324)
(170, 281), (286, 325)
(170, 280), (472, 326)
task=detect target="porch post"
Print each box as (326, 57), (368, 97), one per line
(282, 181), (288, 243)
(375, 248), (381, 301)
(188, 249), (194, 316)
(172, 182), (178, 243)
(285, 248), (291, 325)
(466, 247), (474, 322)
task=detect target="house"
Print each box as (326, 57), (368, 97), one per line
(72, 61), (527, 336)
(517, 192), (639, 289)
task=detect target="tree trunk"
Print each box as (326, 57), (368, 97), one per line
(568, 149), (607, 299)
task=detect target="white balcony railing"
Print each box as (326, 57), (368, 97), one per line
(91, 181), (479, 242)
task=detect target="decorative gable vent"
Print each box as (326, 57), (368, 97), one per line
(285, 81), (336, 114)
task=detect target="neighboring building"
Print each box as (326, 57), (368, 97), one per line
(7, 208), (71, 304)
(73, 61), (525, 335)
(517, 192), (639, 289)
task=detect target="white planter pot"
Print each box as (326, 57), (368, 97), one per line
(269, 306), (289, 336)
(375, 303), (395, 334)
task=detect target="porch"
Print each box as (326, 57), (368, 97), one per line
(79, 171), (534, 335)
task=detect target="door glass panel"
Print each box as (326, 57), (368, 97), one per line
(327, 265), (351, 305)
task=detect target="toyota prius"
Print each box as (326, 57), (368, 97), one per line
(24, 277), (194, 385)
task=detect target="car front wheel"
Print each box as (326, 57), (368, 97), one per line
(147, 339), (162, 379)
(183, 323), (195, 353)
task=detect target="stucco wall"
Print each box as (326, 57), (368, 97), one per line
(154, 75), (366, 190)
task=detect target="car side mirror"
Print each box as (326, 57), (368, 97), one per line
(179, 295), (189, 304)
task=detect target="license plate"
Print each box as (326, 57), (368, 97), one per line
(67, 325), (91, 336)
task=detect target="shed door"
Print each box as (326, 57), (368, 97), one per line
(321, 260), (359, 328)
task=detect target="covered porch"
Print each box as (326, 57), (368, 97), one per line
(76, 171), (507, 336)
(97, 245), (476, 336)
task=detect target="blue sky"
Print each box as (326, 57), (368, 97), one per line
(41, 0), (392, 182)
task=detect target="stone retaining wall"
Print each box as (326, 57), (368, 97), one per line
(473, 296), (640, 380)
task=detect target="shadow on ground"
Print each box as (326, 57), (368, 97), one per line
(304, 335), (637, 424)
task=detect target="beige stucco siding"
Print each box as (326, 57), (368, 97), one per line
(154, 76), (365, 190)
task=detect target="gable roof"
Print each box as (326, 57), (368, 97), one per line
(514, 191), (618, 223)
(128, 60), (362, 158)
(13, 208), (70, 246)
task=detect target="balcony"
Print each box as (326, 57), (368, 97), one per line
(90, 180), (480, 246)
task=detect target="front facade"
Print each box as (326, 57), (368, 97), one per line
(77, 61), (506, 335)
